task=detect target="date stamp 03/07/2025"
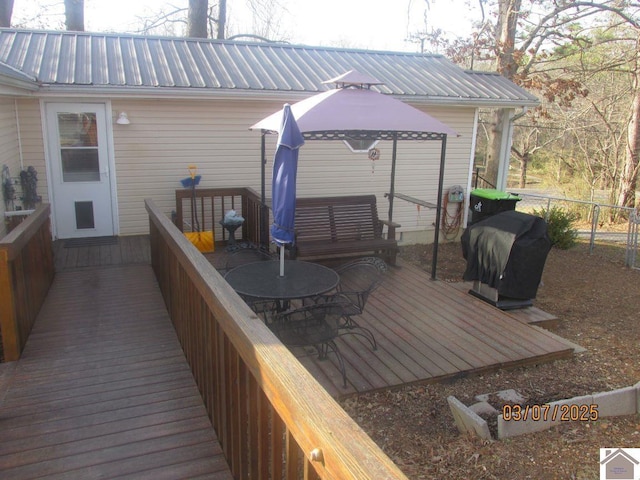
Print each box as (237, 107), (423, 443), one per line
(502, 403), (599, 422)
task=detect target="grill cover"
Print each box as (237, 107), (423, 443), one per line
(461, 210), (551, 300)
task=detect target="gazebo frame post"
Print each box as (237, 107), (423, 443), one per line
(260, 131), (269, 246)
(388, 133), (398, 223)
(431, 134), (448, 280)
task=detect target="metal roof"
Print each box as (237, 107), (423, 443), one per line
(0, 28), (539, 106)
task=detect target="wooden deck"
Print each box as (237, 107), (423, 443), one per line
(310, 261), (574, 397)
(0, 236), (576, 474)
(50, 235), (573, 399)
(0, 261), (232, 478)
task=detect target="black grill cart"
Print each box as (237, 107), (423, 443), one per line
(461, 210), (551, 310)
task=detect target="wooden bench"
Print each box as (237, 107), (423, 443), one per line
(291, 195), (400, 265)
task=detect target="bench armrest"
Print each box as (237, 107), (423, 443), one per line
(379, 219), (401, 239)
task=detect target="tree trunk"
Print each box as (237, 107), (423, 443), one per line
(485, 0), (522, 187)
(616, 34), (640, 209)
(217, 0), (226, 39)
(485, 109), (504, 187)
(0, 0), (14, 28)
(64, 0), (84, 32)
(188, 0), (208, 38)
(518, 152), (529, 188)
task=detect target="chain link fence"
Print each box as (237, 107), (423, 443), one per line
(626, 210), (640, 269)
(513, 192), (639, 267)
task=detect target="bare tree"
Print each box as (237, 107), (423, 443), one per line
(138, 0), (228, 39)
(437, 1), (639, 191)
(64, 0), (84, 32)
(0, 0), (14, 27)
(511, 124), (564, 188)
(617, 30), (640, 207)
(188, 0), (208, 38)
(217, 0), (226, 39)
(244, 0), (288, 41)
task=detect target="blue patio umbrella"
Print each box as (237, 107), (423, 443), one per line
(271, 104), (304, 276)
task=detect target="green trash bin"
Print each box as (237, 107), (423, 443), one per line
(469, 188), (521, 225)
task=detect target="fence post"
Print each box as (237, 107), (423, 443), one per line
(589, 205), (600, 254)
(626, 211), (639, 268)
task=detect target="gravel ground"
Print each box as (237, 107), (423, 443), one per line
(340, 241), (640, 479)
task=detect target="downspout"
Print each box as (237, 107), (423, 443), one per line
(464, 108), (480, 226)
(14, 99), (24, 169)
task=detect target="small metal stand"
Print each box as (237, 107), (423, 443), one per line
(219, 220), (243, 250)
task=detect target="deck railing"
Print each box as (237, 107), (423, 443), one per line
(0, 204), (55, 361)
(175, 187), (268, 246)
(146, 198), (407, 480)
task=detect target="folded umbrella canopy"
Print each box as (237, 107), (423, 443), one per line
(271, 104), (304, 276)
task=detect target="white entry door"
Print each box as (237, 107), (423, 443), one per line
(46, 103), (115, 239)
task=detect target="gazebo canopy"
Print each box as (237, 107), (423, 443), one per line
(251, 70), (458, 140)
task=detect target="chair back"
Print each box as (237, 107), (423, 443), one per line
(336, 258), (387, 312)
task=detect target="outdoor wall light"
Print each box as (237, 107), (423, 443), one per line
(116, 112), (130, 125)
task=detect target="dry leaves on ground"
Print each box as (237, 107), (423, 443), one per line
(340, 241), (640, 479)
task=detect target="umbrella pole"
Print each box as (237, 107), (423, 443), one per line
(279, 244), (285, 277)
(431, 135), (448, 280)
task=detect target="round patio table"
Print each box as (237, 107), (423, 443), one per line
(224, 260), (339, 301)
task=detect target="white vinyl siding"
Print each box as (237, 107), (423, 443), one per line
(18, 96), (474, 240)
(110, 98), (280, 235)
(16, 99), (47, 205)
(109, 98), (474, 237)
(0, 98), (20, 238)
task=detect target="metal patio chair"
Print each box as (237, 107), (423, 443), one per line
(329, 256), (388, 350)
(269, 301), (349, 388)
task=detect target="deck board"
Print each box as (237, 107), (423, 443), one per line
(0, 263), (232, 479)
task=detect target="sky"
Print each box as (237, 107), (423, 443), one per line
(13, 0), (481, 53)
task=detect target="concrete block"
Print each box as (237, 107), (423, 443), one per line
(547, 395), (595, 421)
(497, 412), (553, 439)
(497, 389), (527, 404)
(495, 387), (640, 440)
(593, 386), (637, 417)
(469, 401), (499, 417)
(447, 395), (492, 440)
(476, 388), (526, 405)
(498, 395), (593, 439)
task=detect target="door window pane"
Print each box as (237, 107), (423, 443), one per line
(58, 112), (100, 182)
(58, 113), (98, 147)
(75, 201), (95, 229)
(61, 149), (100, 182)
